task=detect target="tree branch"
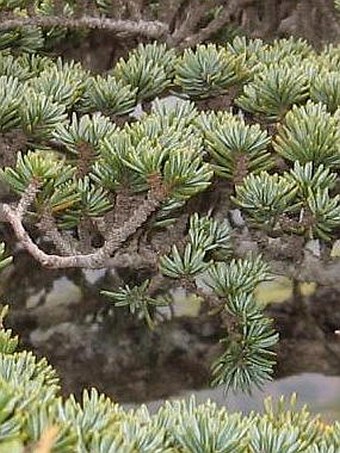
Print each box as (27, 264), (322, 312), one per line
(77, 217), (95, 253)
(175, 0), (253, 48)
(0, 177), (167, 269)
(125, 0), (144, 21)
(36, 208), (79, 256)
(158, 0), (186, 27)
(0, 15), (169, 39)
(314, 0), (340, 42)
(94, 216), (108, 237)
(53, 0), (65, 16)
(17, 180), (41, 218)
(170, 0), (216, 46)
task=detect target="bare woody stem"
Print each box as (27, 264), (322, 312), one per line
(17, 179), (41, 218)
(37, 208), (79, 256)
(0, 16), (169, 39)
(176, 0), (252, 48)
(0, 1), (261, 48)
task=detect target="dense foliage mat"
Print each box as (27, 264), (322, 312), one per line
(0, 1), (340, 396)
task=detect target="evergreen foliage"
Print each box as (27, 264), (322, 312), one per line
(273, 101), (340, 168)
(196, 110), (273, 182)
(174, 44), (248, 99)
(113, 43), (176, 102)
(79, 75), (137, 118)
(0, 4), (339, 397)
(27, 58), (88, 109)
(310, 71), (340, 113)
(0, 75), (22, 132)
(235, 63), (310, 121)
(233, 172), (299, 231)
(233, 168), (340, 240)
(255, 37), (314, 65)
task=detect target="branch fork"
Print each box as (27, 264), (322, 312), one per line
(0, 177), (168, 269)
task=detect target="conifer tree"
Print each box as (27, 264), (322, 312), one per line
(0, 0), (339, 401)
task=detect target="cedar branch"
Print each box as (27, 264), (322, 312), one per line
(175, 0), (254, 48)
(0, 16), (169, 39)
(37, 208), (78, 256)
(0, 180), (167, 269)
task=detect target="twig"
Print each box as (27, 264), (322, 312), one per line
(35, 426), (59, 453)
(26, 0), (36, 17)
(94, 186), (165, 263)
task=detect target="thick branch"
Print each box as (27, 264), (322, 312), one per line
(0, 15), (169, 39)
(94, 189), (163, 263)
(77, 218), (95, 253)
(174, 0), (253, 48)
(17, 180), (41, 218)
(315, 0), (340, 42)
(158, 0), (185, 25)
(36, 209), (78, 256)
(126, 0), (144, 21)
(170, 0), (216, 46)
(0, 182), (166, 268)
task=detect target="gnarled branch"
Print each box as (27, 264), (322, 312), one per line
(177, 0), (251, 48)
(37, 208), (78, 256)
(0, 16), (169, 39)
(0, 176), (168, 269)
